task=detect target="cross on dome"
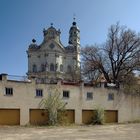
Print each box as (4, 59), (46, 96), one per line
(73, 13), (76, 21)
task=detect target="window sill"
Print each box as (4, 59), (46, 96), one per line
(35, 96), (43, 98)
(62, 97), (69, 100)
(4, 94), (13, 97)
(86, 98), (93, 101)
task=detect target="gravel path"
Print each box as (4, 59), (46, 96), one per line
(0, 123), (140, 140)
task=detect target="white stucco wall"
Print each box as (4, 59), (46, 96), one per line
(0, 76), (140, 125)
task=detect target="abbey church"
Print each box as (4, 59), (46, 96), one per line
(0, 21), (139, 126)
(27, 21), (80, 83)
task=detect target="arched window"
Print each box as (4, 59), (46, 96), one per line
(60, 64), (63, 72)
(55, 63), (58, 71)
(50, 63), (55, 71)
(41, 64), (45, 72)
(67, 65), (72, 73)
(33, 64), (37, 72)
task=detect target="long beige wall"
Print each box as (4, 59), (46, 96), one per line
(0, 77), (140, 125)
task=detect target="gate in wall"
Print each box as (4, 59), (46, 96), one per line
(0, 109), (20, 125)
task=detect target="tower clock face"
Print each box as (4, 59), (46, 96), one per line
(49, 43), (55, 49)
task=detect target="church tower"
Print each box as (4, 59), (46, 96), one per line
(68, 18), (81, 70)
(68, 18), (80, 53)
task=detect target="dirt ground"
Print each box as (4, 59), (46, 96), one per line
(0, 123), (140, 140)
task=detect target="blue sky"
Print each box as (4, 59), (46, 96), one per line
(0, 0), (140, 76)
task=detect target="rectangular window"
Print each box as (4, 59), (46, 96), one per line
(36, 89), (43, 97)
(108, 93), (114, 101)
(87, 92), (93, 100)
(5, 87), (13, 96)
(63, 90), (69, 99)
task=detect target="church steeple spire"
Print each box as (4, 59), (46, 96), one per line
(68, 17), (80, 49)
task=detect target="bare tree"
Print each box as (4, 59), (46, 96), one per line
(122, 72), (140, 95)
(82, 23), (140, 84)
(81, 45), (110, 82)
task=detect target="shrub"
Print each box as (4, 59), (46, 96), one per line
(39, 85), (67, 126)
(92, 107), (104, 125)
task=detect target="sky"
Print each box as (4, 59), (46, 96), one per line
(0, 0), (140, 76)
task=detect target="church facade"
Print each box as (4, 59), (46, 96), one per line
(27, 21), (80, 83)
